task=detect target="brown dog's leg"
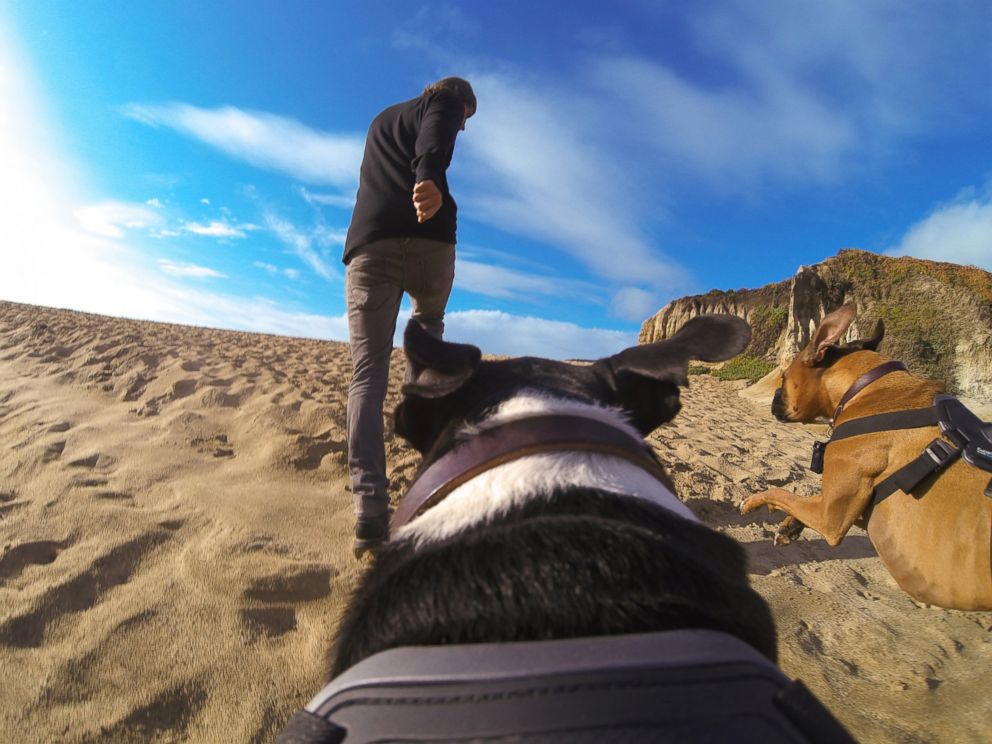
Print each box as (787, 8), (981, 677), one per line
(774, 516), (806, 545)
(741, 488), (859, 547)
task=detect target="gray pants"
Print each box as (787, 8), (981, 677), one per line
(345, 237), (455, 518)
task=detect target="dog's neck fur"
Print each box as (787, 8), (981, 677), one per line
(395, 390), (698, 547)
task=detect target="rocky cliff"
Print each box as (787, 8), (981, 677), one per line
(640, 249), (992, 400)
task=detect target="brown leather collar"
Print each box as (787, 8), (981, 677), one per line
(391, 414), (670, 530)
(832, 361), (908, 424)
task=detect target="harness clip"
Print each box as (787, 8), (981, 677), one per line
(810, 441), (827, 474)
(924, 437), (958, 469)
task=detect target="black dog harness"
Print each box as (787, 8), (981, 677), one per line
(810, 364), (992, 502)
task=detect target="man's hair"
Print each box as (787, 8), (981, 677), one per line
(423, 77), (476, 115)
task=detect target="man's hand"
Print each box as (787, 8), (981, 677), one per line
(413, 180), (442, 223)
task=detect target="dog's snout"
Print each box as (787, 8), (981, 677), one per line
(770, 388), (790, 422)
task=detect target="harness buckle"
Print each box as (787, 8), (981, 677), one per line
(924, 437), (958, 468)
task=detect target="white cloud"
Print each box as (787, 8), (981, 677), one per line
(158, 259), (227, 279)
(590, 3), (991, 190)
(887, 188), (992, 271)
(442, 309), (636, 360)
(200, 197), (210, 205)
(146, 197), (164, 208)
(298, 186), (355, 209)
(264, 213), (338, 281)
(74, 201), (162, 238)
(461, 74), (687, 291)
(254, 261), (301, 280)
(122, 102), (365, 187)
(590, 55), (854, 187)
(457, 259), (600, 303)
(610, 287), (660, 323)
(184, 220), (247, 238)
(314, 224), (347, 245)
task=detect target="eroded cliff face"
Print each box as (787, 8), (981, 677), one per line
(640, 249), (992, 400)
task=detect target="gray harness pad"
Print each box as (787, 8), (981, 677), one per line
(935, 394), (992, 474)
(276, 630), (855, 743)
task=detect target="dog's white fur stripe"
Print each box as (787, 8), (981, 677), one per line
(395, 392), (698, 547)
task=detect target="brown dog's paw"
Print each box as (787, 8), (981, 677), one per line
(773, 517), (806, 545)
(739, 495), (766, 515)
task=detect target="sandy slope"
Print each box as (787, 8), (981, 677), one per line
(0, 300), (989, 743)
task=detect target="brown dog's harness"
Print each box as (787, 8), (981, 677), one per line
(810, 363), (992, 501)
(392, 414), (672, 529)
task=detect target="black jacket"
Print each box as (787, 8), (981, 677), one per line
(343, 91), (465, 262)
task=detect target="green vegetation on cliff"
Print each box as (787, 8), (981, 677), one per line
(828, 250), (992, 388)
(647, 249), (992, 393)
(711, 355), (777, 384)
(746, 304), (788, 357)
(832, 249), (992, 306)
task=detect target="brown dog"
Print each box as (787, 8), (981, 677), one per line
(741, 304), (992, 611)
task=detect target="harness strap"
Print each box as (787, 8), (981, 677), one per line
(872, 438), (962, 504)
(810, 403), (969, 504)
(392, 415), (670, 529)
(830, 407), (941, 442)
(831, 361), (908, 423)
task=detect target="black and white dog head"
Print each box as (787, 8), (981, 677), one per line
(396, 313), (751, 456)
(329, 314), (776, 677)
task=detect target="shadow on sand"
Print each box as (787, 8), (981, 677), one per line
(689, 497), (878, 575)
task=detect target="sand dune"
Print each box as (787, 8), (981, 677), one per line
(0, 300), (989, 743)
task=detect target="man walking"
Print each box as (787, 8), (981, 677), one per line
(343, 77), (476, 555)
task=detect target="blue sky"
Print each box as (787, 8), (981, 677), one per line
(2, 1), (990, 359)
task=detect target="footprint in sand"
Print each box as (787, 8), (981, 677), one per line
(0, 531), (172, 648)
(85, 683), (209, 742)
(239, 565), (333, 641)
(171, 379), (197, 399)
(67, 452), (117, 471)
(93, 490), (135, 503)
(290, 433), (345, 471)
(0, 538), (72, 581)
(240, 606), (298, 638)
(72, 477), (109, 489)
(42, 441), (66, 463)
(190, 434), (235, 458)
(122, 373), (152, 402)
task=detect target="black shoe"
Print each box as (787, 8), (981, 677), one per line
(353, 511), (391, 558)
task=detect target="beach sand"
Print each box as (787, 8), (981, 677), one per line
(1, 300), (989, 743)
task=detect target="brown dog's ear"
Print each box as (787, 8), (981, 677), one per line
(806, 303), (856, 364)
(845, 319), (885, 352)
(401, 319), (482, 399)
(594, 314), (751, 434)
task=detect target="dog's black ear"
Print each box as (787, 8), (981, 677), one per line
(393, 321), (482, 454)
(401, 319), (482, 399)
(594, 315), (751, 434)
(394, 395), (452, 454)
